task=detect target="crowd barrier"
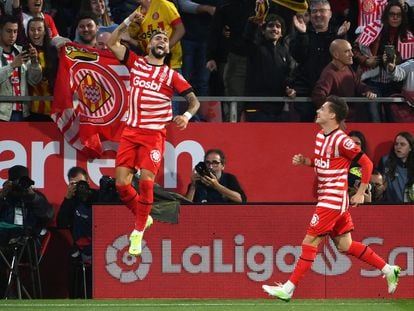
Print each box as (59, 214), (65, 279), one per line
(93, 204), (414, 299)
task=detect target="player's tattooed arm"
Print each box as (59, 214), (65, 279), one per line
(183, 92), (200, 117)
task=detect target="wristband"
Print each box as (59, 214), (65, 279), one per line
(123, 17), (132, 26)
(183, 111), (192, 120)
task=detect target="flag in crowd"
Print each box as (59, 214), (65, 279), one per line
(52, 42), (129, 158)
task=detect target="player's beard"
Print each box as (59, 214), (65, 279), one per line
(151, 46), (167, 59)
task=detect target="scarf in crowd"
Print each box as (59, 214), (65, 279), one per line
(357, 0), (387, 32)
(356, 21), (414, 60)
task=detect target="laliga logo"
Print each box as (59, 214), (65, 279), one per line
(313, 239), (352, 275)
(105, 234), (152, 283)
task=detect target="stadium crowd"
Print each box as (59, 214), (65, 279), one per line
(0, 0), (413, 122)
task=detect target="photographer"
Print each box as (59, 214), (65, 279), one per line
(0, 165), (54, 245)
(0, 165), (53, 296)
(185, 149), (247, 204)
(56, 166), (97, 298)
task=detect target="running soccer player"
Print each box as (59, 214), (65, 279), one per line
(262, 95), (400, 301)
(108, 11), (200, 256)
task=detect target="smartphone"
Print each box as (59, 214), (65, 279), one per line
(384, 45), (395, 61)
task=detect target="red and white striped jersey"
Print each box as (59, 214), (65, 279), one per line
(124, 52), (191, 130)
(312, 129), (360, 212)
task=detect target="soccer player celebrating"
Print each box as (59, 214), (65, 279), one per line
(107, 11), (200, 256)
(262, 95), (401, 301)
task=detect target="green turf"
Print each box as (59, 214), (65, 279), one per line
(0, 299), (413, 311)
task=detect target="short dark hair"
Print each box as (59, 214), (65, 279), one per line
(204, 149), (226, 165)
(326, 95), (348, 123)
(67, 166), (88, 180)
(0, 15), (19, 28)
(75, 11), (99, 27)
(262, 14), (286, 36)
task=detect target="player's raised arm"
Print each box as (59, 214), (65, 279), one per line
(108, 11), (142, 61)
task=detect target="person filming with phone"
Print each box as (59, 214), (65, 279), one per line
(185, 149), (247, 204)
(0, 15), (42, 122)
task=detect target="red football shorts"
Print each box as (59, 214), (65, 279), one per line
(116, 126), (166, 174)
(306, 207), (354, 238)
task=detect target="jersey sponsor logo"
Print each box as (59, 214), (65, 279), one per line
(343, 138), (355, 150)
(314, 158), (330, 169)
(105, 234), (152, 283)
(150, 149), (162, 163)
(132, 77), (162, 92)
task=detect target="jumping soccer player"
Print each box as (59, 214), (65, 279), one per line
(108, 10), (200, 256)
(262, 95), (400, 301)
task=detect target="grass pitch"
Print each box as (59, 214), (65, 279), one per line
(0, 299), (413, 311)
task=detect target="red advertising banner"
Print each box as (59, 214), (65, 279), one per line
(93, 204), (414, 299)
(1, 123), (413, 206)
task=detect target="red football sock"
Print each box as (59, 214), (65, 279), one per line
(134, 180), (154, 231)
(347, 241), (386, 269)
(115, 183), (139, 214)
(289, 244), (318, 286)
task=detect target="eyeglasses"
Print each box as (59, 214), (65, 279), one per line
(388, 12), (402, 18)
(205, 160), (221, 166)
(310, 8), (331, 14)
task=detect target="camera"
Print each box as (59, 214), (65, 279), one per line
(195, 161), (215, 177)
(12, 176), (35, 192)
(75, 180), (94, 202)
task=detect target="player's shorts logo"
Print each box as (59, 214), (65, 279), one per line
(310, 213), (319, 227)
(105, 234), (152, 283)
(150, 149), (162, 163)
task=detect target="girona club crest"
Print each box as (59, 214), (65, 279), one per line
(362, 0), (377, 14)
(69, 58), (128, 126)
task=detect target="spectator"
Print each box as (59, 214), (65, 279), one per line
(290, 0), (350, 122)
(370, 169), (387, 203)
(178, 0), (217, 97)
(348, 130), (371, 202)
(386, 55), (414, 82)
(0, 15), (42, 122)
(74, 11), (99, 47)
(205, 1), (230, 97)
(71, 0), (118, 41)
(108, 0), (138, 24)
(12, 0), (69, 47)
(81, 0), (117, 34)
(26, 17), (58, 122)
(378, 131), (414, 203)
(353, 0), (414, 122)
(185, 149), (247, 203)
(312, 39), (376, 122)
(95, 30), (111, 50)
(243, 13), (296, 122)
(205, 0), (254, 121)
(56, 166), (97, 298)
